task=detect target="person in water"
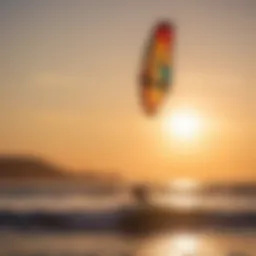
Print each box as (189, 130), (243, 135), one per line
(132, 184), (149, 206)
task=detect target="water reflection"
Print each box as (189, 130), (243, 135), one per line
(135, 233), (200, 256)
(171, 234), (199, 254)
(152, 193), (256, 212)
(135, 231), (255, 256)
(153, 233), (200, 255)
(0, 230), (255, 255)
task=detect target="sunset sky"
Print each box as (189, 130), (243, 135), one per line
(1, 0), (255, 182)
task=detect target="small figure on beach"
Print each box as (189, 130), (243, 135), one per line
(132, 184), (150, 206)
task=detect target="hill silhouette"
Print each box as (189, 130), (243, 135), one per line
(0, 155), (67, 179)
(0, 155), (123, 184)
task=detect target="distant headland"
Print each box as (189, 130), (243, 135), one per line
(0, 154), (122, 183)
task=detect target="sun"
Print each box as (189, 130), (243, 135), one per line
(171, 111), (200, 139)
(165, 109), (202, 140)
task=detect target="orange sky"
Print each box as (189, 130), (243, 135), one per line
(1, 0), (255, 182)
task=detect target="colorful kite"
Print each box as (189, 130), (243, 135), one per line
(139, 20), (175, 116)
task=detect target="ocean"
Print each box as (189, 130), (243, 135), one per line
(0, 181), (255, 256)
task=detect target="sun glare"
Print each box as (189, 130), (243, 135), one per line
(163, 109), (203, 141)
(152, 233), (200, 255)
(171, 234), (199, 254)
(171, 111), (200, 139)
(171, 178), (199, 191)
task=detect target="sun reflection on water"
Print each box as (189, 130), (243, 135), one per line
(168, 234), (199, 255)
(135, 233), (201, 256)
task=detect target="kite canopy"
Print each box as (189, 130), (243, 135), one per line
(139, 20), (175, 116)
